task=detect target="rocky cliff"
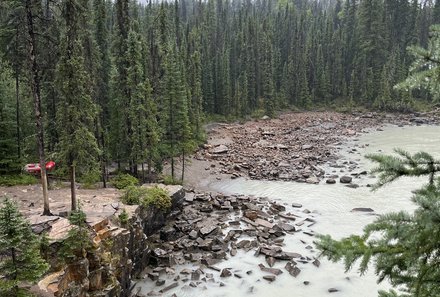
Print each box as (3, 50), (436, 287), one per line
(34, 184), (185, 297)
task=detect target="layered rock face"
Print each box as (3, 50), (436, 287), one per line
(36, 184), (185, 297)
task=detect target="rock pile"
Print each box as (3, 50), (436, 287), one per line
(195, 112), (440, 183)
(135, 191), (320, 296)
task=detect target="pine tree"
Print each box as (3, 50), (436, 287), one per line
(316, 150), (440, 297)
(162, 43), (192, 181)
(0, 58), (19, 173)
(395, 24), (440, 103)
(0, 197), (48, 296)
(60, 205), (92, 262)
(189, 50), (204, 140)
(56, 0), (100, 211)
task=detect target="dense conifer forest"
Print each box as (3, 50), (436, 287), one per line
(0, 0), (439, 191)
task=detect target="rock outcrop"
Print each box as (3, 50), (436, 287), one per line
(36, 185), (185, 297)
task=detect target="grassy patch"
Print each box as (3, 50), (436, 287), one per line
(0, 174), (38, 187)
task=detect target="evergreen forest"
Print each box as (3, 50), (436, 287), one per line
(1, 0), (440, 202)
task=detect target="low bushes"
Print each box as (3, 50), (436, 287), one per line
(121, 185), (171, 210)
(0, 174), (38, 186)
(110, 173), (138, 189)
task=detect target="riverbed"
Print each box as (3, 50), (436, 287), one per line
(137, 124), (440, 297)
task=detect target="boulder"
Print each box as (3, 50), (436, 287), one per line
(285, 262), (301, 277)
(262, 275), (276, 282)
(220, 268), (232, 277)
(258, 264), (283, 275)
(211, 145), (229, 154)
(340, 176), (352, 183)
(351, 207), (374, 212)
(326, 178), (336, 184)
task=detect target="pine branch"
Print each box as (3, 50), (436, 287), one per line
(366, 149), (440, 189)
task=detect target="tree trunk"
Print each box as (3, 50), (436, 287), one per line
(171, 157), (174, 180)
(26, 0), (51, 216)
(15, 27), (21, 160)
(101, 160), (107, 188)
(15, 70), (20, 160)
(71, 164), (77, 211)
(141, 163), (145, 183)
(181, 150), (185, 182)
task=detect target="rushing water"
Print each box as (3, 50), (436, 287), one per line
(137, 125), (440, 297)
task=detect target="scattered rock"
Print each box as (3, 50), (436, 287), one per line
(220, 268), (232, 278)
(351, 207), (374, 212)
(159, 282), (178, 293)
(340, 176), (352, 183)
(285, 262), (301, 277)
(211, 145), (229, 154)
(326, 178), (336, 184)
(262, 275), (276, 282)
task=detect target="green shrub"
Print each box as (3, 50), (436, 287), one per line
(0, 174), (38, 187)
(162, 175), (182, 185)
(121, 186), (172, 210)
(142, 186), (172, 210)
(118, 209), (129, 226)
(121, 185), (146, 205)
(79, 170), (101, 189)
(110, 173), (138, 189)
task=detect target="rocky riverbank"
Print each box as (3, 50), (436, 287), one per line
(191, 111), (440, 185)
(133, 190), (321, 296)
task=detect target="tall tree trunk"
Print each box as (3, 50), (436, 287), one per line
(141, 163), (145, 183)
(171, 157), (174, 180)
(70, 164), (76, 211)
(15, 68), (20, 160)
(181, 150), (185, 182)
(25, 0), (51, 216)
(101, 160), (107, 188)
(15, 27), (21, 160)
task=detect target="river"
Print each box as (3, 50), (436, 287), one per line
(137, 124), (440, 297)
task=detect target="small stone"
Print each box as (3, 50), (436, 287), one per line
(266, 256), (276, 267)
(326, 178), (336, 184)
(291, 203), (302, 208)
(191, 271), (201, 281)
(340, 176), (352, 183)
(148, 272), (159, 281)
(328, 288), (339, 293)
(258, 263), (283, 275)
(155, 279), (165, 286)
(159, 282), (178, 293)
(278, 223), (295, 232)
(351, 207), (374, 212)
(303, 281), (310, 285)
(312, 259), (320, 267)
(285, 262), (301, 277)
(220, 268), (232, 277)
(189, 230), (198, 239)
(263, 275), (276, 282)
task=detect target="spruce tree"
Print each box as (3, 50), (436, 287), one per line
(395, 24), (440, 102)
(0, 197), (48, 296)
(0, 58), (19, 173)
(316, 150), (440, 297)
(56, 0), (100, 211)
